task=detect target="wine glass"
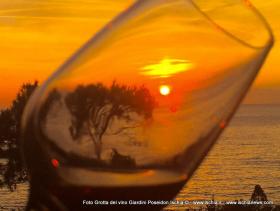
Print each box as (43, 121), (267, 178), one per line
(21, 0), (273, 210)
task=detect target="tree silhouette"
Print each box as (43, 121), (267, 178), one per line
(0, 81), (38, 190)
(39, 89), (62, 123)
(65, 82), (156, 160)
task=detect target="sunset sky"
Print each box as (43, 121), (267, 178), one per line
(0, 0), (279, 108)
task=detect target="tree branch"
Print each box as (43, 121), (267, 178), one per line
(106, 125), (140, 135)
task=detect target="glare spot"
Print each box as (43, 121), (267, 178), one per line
(219, 120), (227, 129)
(51, 159), (59, 168)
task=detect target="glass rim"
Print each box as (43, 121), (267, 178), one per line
(189, 0), (274, 50)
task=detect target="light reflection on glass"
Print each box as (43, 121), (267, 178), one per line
(140, 58), (194, 78)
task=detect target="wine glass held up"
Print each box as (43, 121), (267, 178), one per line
(21, 0), (274, 210)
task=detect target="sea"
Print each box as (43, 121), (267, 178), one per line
(0, 104), (279, 210)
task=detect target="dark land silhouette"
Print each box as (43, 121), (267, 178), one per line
(0, 81), (38, 190)
(34, 82), (156, 170)
(64, 82), (156, 161)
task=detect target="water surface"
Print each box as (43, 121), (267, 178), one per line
(0, 104), (279, 209)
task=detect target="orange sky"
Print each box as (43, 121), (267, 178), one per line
(0, 0), (279, 107)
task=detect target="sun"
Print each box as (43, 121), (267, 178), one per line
(159, 85), (171, 96)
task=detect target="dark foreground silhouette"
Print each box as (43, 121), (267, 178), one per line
(0, 81), (38, 190)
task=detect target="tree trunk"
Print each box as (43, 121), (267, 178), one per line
(95, 135), (102, 160)
(87, 107), (113, 160)
(86, 121), (102, 160)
